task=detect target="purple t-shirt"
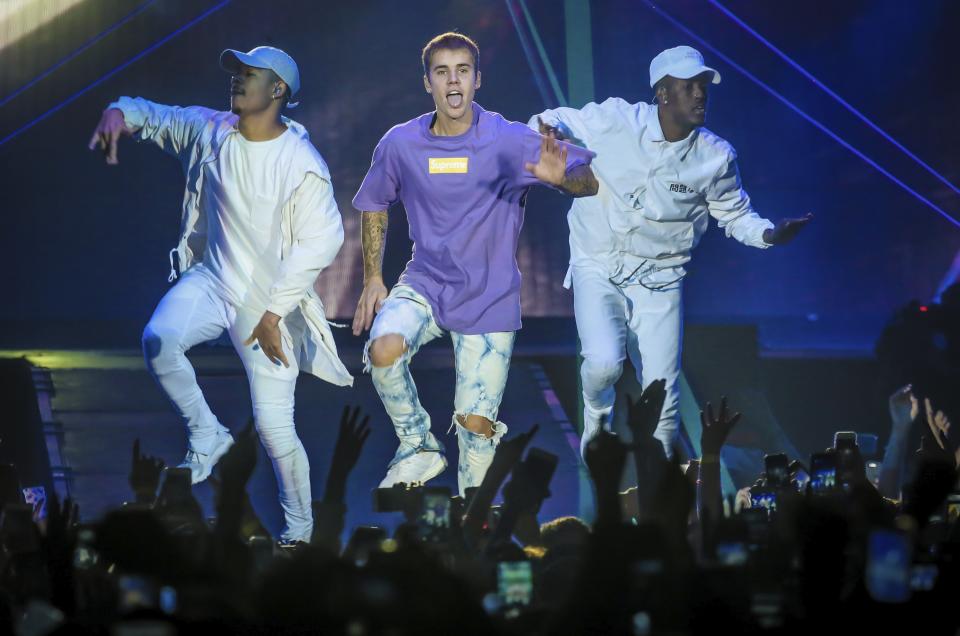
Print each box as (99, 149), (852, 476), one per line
(352, 103), (593, 334)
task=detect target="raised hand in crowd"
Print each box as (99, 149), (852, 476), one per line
(700, 396), (741, 458)
(462, 424), (539, 548)
(219, 419), (258, 491)
(313, 405), (372, 552)
(879, 384), (920, 499)
(41, 487), (80, 614)
(128, 438), (165, 505)
(898, 396), (958, 528)
(625, 379), (668, 520)
(921, 397), (957, 468)
(324, 405), (372, 505)
(585, 429), (630, 528)
(208, 475), (271, 542)
(214, 420), (257, 541)
(698, 396), (741, 528)
(625, 378), (667, 447)
(489, 447), (558, 550)
(888, 384), (918, 432)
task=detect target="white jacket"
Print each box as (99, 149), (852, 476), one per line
(530, 98), (774, 288)
(110, 96), (353, 386)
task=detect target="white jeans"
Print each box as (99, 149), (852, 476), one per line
(141, 265), (311, 542)
(571, 264), (683, 456)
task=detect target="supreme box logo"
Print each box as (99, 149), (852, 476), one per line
(428, 157), (469, 174)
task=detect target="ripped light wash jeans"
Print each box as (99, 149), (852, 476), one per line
(364, 285), (515, 495)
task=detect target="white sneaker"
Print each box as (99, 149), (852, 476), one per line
(379, 451), (447, 488)
(179, 429), (234, 484)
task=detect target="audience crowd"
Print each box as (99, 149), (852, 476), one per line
(1, 284), (959, 635)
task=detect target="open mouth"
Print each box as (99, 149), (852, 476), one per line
(446, 90), (464, 108)
(693, 105), (705, 115)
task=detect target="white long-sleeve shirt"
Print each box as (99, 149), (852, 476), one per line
(198, 129), (342, 317)
(108, 96), (352, 386)
(529, 98), (774, 287)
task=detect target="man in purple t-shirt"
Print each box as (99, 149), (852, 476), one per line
(352, 32), (597, 494)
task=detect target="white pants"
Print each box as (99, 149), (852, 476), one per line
(571, 264), (683, 456)
(141, 265), (311, 542)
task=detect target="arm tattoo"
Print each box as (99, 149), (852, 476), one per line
(559, 165), (599, 198)
(361, 210), (388, 282)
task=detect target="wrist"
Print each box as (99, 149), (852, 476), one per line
(262, 311), (281, 327)
(363, 275), (384, 287)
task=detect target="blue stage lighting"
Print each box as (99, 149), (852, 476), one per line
(0, 0), (231, 148)
(642, 1), (959, 229)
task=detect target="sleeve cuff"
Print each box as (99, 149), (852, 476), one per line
(759, 221), (775, 247)
(107, 96), (146, 131)
(266, 302), (294, 318)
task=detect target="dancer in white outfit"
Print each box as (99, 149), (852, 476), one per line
(88, 46), (352, 544)
(529, 46), (812, 458)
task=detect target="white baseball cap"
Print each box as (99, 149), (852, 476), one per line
(220, 46), (301, 103)
(649, 45), (721, 88)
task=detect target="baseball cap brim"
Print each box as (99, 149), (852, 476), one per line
(219, 49), (270, 73)
(671, 64), (721, 85)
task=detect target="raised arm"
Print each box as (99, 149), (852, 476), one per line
(351, 210), (389, 335)
(878, 385), (917, 499)
(523, 134), (598, 197)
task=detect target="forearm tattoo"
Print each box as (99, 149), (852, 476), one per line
(361, 210), (388, 282)
(560, 165), (599, 198)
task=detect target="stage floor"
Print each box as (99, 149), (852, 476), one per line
(5, 346), (591, 537)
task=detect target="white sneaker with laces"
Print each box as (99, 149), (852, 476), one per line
(178, 429), (235, 484)
(379, 451), (447, 488)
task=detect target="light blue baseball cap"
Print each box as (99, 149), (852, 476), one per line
(220, 46), (300, 105)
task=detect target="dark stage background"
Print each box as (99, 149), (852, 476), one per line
(2, 0), (959, 351)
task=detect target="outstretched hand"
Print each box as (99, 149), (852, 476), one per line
(700, 396), (741, 458)
(524, 134), (568, 186)
(763, 213), (813, 245)
(88, 108), (133, 165)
